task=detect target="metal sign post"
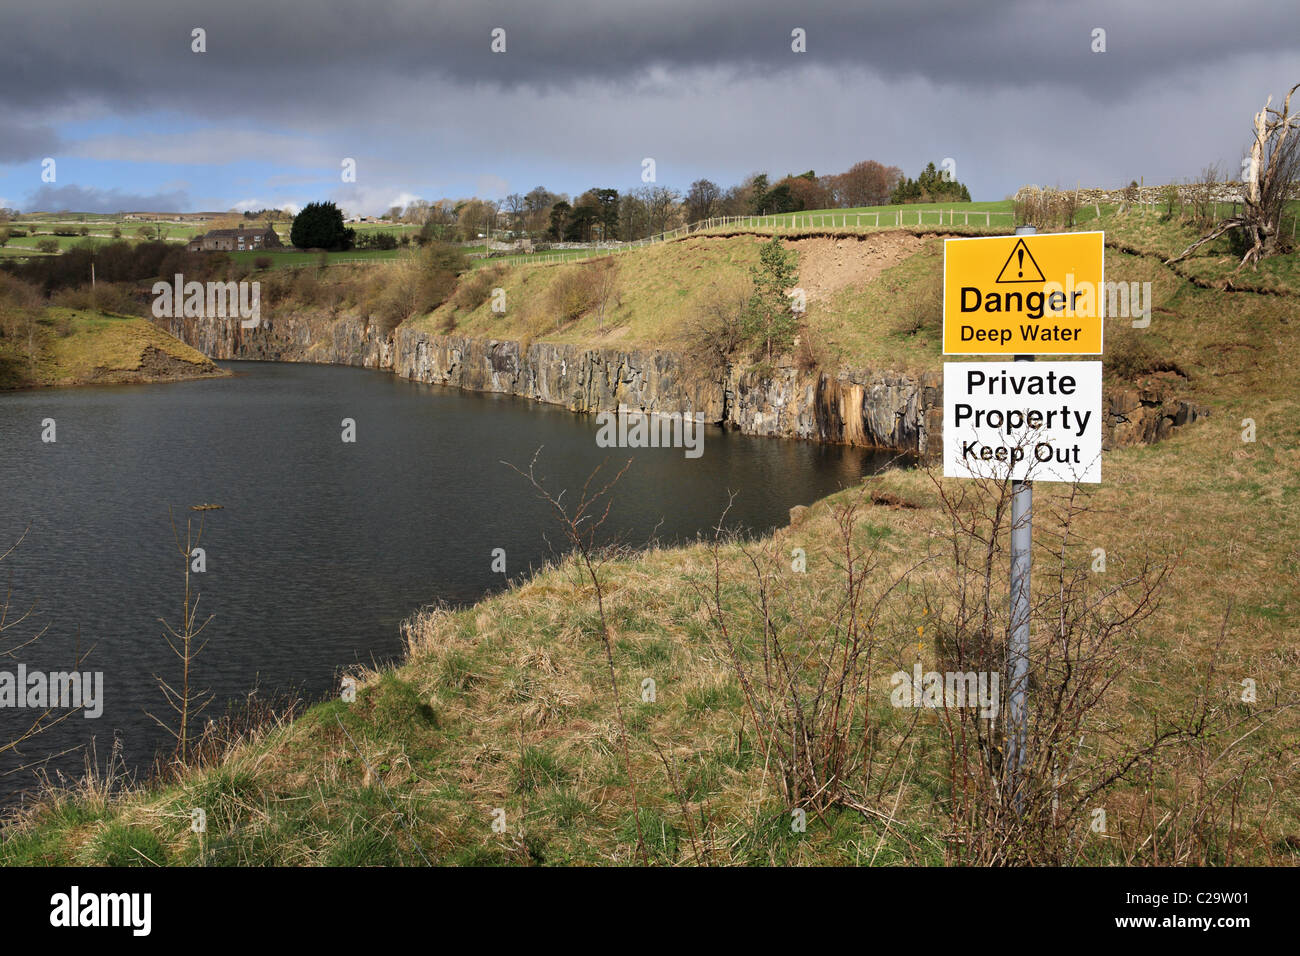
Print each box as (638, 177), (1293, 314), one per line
(941, 222), (1104, 815)
(1007, 224), (1036, 814)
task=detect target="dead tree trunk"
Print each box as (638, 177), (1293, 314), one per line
(1167, 83), (1300, 271)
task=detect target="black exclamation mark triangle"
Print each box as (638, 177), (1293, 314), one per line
(995, 238), (1046, 283)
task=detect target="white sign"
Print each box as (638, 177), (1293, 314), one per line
(943, 361), (1102, 483)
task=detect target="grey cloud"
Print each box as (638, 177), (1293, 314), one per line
(2, 0), (1297, 118)
(21, 184), (192, 214)
(0, 119), (62, 162)
(3, 1), (1298, 210)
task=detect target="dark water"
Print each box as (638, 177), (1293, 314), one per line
(0, 361), (902, 800)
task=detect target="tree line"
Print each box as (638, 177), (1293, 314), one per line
(381, 159), (973, 244)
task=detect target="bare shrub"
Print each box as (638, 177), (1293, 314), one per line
(684, 273), (751, 369)
(893, 271), (942, 339)
(50, 286), (94, 311)
(516, 302), (552, 351)
(1014, 186), (1079, 230)
(148, 508), (215, 767)
(291, 267), (320, 304)
(1160, 183), (1182, 221)
(450, 264), (506, 314)
(366, 262), (417, 334)
(587, 257), (620, 332)
(360, 244), (465, 335)
(0, 273), (43, 314)
(917, 472), (1179, 863)
(547, 265), (598, 329)
(696, 489), (922, 815)
(690, 460), (1266, 865)
(507, 452), (648, 864)
(1190, 164), (1221, 226)
(166, 685), (305, 776)
(258, 269), (294, 309)
(50, 282), (141, 316)
(793, 327), (824, 373)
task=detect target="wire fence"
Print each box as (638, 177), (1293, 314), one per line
(472, 209), (1019, 269)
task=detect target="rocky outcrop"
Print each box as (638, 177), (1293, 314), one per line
(156, 311), (1203, 458)
(725, 364), (942, 453)
(156, 312), (389, 369)
(1105, 384), (1208, 448)
(390, 333), (728, 422)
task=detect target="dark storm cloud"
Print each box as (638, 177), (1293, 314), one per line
(0, 120), (61, 162)
(22, 184), (191, 214)
(3, 0), (1297, 117)
(3, 1), (1297, 210)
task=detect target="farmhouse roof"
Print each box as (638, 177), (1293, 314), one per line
(203, 227), (278, 237)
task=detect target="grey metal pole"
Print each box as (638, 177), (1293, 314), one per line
(1007, 223), (1036, 814)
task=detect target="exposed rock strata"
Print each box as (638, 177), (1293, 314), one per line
(156, 313), (1205, 458)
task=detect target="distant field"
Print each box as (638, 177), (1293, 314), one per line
(4, 217), (421, 247)
(0, 246), (56, 259)
(231, 247), (410, 269)
(0, 215), (425, 267)
(9, 220), (205, 240)
(4, 234), (155, 252)
(350, 222), (420, 235)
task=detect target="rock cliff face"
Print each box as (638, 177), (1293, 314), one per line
(1104, 383), (1206, 449)
(157, 313), (389, 369)
(155, 312), (1203, 458)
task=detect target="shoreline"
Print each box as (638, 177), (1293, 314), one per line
(156, 310), (1207, 458)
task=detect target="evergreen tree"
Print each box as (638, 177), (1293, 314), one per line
(593, 188), (620, 240)
(548, 200), (571, 240)
(889, 162), (972, 204)
(290, 201), (354, 250)
(564, 203), (599, 242)
(744, 236), (800, 361)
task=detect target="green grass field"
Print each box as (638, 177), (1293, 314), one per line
(231, 247), (411, 269)
(4, 234), (163, 252)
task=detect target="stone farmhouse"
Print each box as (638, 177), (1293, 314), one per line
(187, 225), (282, 252)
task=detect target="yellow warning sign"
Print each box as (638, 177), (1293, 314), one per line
(943, 231), (1104, 355)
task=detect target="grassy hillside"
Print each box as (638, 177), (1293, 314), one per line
(2, 208), (1296, 866)
(0, 308), (226, 389)
(417, 212), (1296, 412)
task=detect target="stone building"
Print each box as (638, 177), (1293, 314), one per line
(187, 225), (282, 252)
